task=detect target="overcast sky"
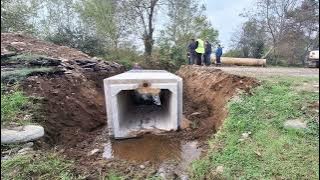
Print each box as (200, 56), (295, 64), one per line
(205, 0), (255, 50)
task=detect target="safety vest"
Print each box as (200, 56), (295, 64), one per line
(195, 39), (205, 54)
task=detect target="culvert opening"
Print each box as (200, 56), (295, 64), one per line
(116, 89), (172, 135)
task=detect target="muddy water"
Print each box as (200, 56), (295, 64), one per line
(103, 134), (202, 167)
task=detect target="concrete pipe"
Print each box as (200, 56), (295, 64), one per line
(211, 56), (267, 66)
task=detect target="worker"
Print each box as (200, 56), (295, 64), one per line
(187, 38), (196, 65)
(132, 63), (142, 70)
(215, 44), (223, 66)
(204, 40), (212, 66)
(195, 38), (205, 65)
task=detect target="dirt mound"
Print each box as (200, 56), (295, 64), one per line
(177, 65), (259, 140)
(1, 33), (90, 60)
(1, 33), (125, 146)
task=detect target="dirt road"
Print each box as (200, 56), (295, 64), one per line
(215, 66), (319, 78)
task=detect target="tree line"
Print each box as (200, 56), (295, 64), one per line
(1, 0), (219, 70)
(226, 0), (319, 66)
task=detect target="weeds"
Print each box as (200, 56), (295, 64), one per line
(105, 171), (124, 180)
(1, 88), (29, 125)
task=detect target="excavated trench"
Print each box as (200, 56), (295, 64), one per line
(21, 65), (258, 178)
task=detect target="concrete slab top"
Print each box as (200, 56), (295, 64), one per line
(106, 70), (182, 81)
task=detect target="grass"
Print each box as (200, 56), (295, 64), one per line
(105, 172), (124, 180)
(1, 152), (77, 180)
(191, 77), (319, 179)
(1, 87), (30, 125)
(1, 67), (53, 83)
(2, 53), (44, 64)
(1, 83), (41, 126)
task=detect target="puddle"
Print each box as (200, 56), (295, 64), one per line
(103, 134), (202, 166)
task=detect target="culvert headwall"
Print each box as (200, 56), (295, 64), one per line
(104, 70), (183, 139)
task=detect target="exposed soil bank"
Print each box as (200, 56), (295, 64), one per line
(177, 65), (259, 140)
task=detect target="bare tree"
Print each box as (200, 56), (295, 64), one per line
(121, 0), (160, 57)
(244, 0), (319, 65)
(256, 0), (299, 60)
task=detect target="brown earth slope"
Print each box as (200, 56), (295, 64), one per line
(177, 65), (259, 140)
(1, 33), (125, 146)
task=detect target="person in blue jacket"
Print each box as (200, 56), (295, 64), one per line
(215, 44), (223, 66)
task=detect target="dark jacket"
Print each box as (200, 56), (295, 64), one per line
(205, 43), (212, 54)
(215, 47), (223, 57)
(188, 42), (196, 54)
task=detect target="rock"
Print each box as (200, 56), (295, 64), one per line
(1, 156), (9, 161)
(88, 149), (100, 156)
(180, 174), (189, 180)
(284, 119), (307, 130)
(180, 117), (192, 129)
(23, 114), (32, 121)
(139, 165), (145, 169)
(254, 150), (262, 156)
(1, 125), (45, 144)
(18, 147), (33, 154)
(301, 106), (307, 111)
(107, 163), (113, 168)
(22, 142), (34, 149)
(241, 132), (251, 139)
(190, 112), (201, 117)
(11, 42), (26, 46)
(216, 166), (224, 174)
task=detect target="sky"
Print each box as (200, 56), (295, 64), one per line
(204, 0), (255, 50)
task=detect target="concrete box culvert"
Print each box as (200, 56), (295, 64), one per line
(104, 70), (183, 139)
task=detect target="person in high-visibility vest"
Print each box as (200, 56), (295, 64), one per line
(195, 38), (205, 65)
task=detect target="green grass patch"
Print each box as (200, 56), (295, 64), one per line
(2, 53), (44, 64)
(1, 153), (77, 180)
(1, 84), (41, 126)
(191, 77), (319, 179)
(1, 67), (53, 83)
(1, 89), (30, 125)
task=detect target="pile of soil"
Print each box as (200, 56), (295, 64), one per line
(1, 33), (90, 60)
(1, 33), (125, 146)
